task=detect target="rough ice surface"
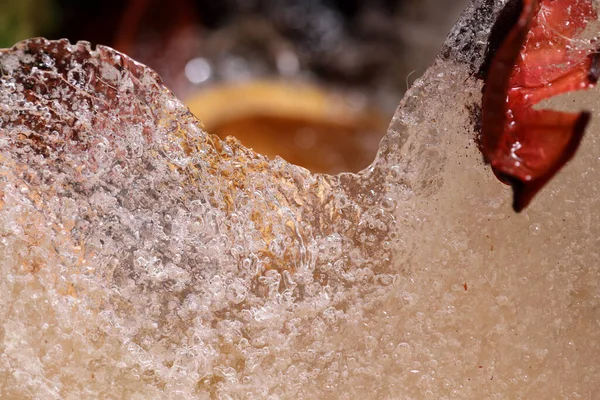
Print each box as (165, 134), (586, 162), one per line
(1, 1), (599, 398)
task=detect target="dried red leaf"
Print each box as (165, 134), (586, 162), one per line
(482, 0), (599, 212)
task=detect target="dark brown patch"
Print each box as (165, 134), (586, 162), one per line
(465, 102), (484, 155)
(478, 0), (524, 80)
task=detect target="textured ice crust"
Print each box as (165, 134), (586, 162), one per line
(1, 1), (599, 398)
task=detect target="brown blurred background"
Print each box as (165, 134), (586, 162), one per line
(0, 0), (470, 173)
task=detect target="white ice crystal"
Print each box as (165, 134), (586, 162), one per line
(0, 1), (599, 398)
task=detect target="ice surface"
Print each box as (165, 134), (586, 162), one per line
(1, 1), (599, 398)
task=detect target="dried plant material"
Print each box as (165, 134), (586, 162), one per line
(481, 0), (599, 211)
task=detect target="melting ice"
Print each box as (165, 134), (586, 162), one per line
(1, 0), (599, 398)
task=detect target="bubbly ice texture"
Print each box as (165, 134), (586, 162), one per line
(1, 1), (599, 398)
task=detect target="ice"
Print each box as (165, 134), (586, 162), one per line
(1, 1), (600, 398)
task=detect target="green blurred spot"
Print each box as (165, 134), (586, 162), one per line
(0, 0), (58, 48)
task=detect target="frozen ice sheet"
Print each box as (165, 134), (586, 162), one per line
(0, 1), (599, 398)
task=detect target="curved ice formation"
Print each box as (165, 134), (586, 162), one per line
(1, 1), (599, 398)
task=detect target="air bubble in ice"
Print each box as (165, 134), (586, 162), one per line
(529, 223), (541, 236)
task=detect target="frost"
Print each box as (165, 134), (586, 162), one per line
(1, 1), (600, 399)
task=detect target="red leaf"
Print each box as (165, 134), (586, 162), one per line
(481, 0), (599, 211)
